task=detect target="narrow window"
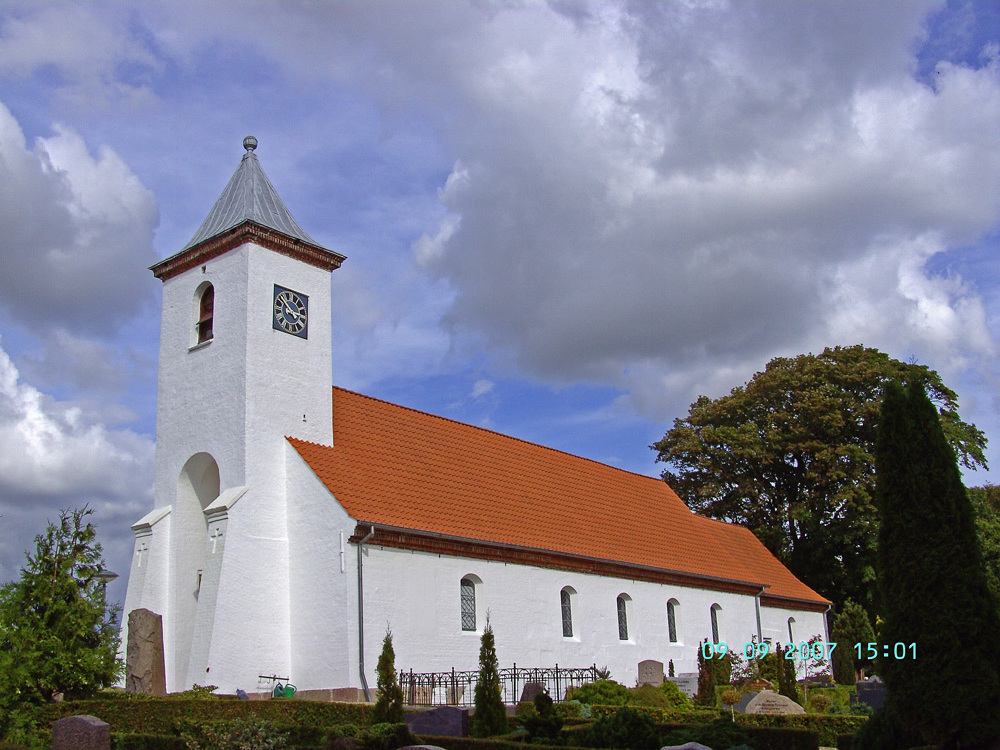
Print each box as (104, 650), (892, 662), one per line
(561, 588), (573, 637)
(667, 599), (678, 643)
(197, 284), (215, 343)
(617, 595), (629, 641)
(710, 604), (721, 644)
(460, 577), (476, 631)
(787, 617), (796, 643)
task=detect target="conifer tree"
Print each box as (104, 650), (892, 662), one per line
(472, 619), (507, 737)
(694, 640), (716, 706)
(372, 629), (404, 724)
(774, 643), (798, 704)
(864, 381), (1000, 748)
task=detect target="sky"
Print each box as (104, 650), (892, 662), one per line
(0, 0), (998, 609)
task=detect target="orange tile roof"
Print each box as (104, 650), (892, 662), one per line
(288, 387), (829, 607)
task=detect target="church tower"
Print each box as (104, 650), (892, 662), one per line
(122, 137), (345, 693)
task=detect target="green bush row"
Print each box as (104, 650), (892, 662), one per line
(735, 713), (867, 746)
(33, 699), (374, 736)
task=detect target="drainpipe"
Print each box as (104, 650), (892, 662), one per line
(823, 603), (832, 642)
(357, 524), (375, 702)
(754, 587), (765, 643)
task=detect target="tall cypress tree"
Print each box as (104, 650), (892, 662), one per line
(867, 381), (1000, 747)
(472, 620), (507, 737)
(372, 629), (404, 724)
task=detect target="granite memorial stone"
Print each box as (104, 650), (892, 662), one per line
(743, 689), (805, 715)
(51, 715), (110, 750)
(125, 608), (166, 696)
(405, 705), (471, 737)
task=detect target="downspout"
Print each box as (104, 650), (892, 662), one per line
(357, 525), (375, 702)
(823, 603), (832, 642)
(754, 586), (765, 643)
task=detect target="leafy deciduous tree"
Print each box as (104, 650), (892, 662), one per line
(652, 345), (986, 611)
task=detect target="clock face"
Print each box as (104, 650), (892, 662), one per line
(273, 285), (308, 338)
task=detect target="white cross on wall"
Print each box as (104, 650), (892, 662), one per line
(210, 527), (223, 554)
(136, 541), (149, 567)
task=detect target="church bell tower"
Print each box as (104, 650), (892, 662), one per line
(121, 136), (345, 693)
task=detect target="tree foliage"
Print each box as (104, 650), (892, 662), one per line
(0, 507), (121, 711)
(472, 620), (506, 737)
(372, 629), (403, 724)
(969, 484), (1000, 608)
(694, 640), (716, 706)
(830, 599), (875, 684)
(652, 345), (987, 610)
(870, 381), (1000, 748)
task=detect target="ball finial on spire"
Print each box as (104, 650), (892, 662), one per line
(243, 135), (258, 152)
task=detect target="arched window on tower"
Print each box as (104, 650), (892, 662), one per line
(197, 284), (214, 344)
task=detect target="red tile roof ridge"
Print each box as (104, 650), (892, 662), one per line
(327, 385), (669, 486)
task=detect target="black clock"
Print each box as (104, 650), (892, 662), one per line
(273, 284), (308, 338)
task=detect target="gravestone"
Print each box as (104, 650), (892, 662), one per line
(519, 681), (546, 703)
(637, 659), (664, 686)
(665, 673), (698, 698)
(125, 608), (166, 696)
(660, 744), (713, 750)
(51, 715), (110, 750)
(855, 680), (887, 711)
(405, 705), (471, 737)
(743, 689), (805, 715)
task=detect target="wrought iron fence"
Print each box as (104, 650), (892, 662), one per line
(399, 664), (598, 706)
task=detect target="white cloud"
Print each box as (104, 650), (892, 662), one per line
(0, 337), (153, 582)
(0, 3), (160, 109)
(0, 102), (159, 334)
(470, 379), (494, 399)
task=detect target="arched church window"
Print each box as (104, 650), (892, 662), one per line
(561, 587), (574, 637)
(461, 577), (477, 632)
(617, 594), (629, 641)
(197, 284), (215, 344)
(667, 598), (679, 643)
(787, 616), (796, 643)
(710, 603), (721, 644)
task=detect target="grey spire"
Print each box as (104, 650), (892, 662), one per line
(182, 136), (317, 250)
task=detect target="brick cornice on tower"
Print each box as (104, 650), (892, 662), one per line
(150, 220), (345, 280)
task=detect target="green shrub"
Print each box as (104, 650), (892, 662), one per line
(584, 706), (659, 750)
(522, 693), (563, 744)
(744, 725), (819, 750)
(180, 715), (288, 750)
(808, 693), (832, 713)
(356, 723), (416, 750)
(112, 734), (187, 750)
(566, 680), (630, 707)
(657, 681), (689, 708)
(629, 685), (672, 709)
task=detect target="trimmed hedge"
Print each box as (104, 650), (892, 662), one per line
(34, 699), (373, 736)
(588, 703), (722, 723)
(112, 734), (187, 750)
(744, 726), (819, 750)
(736, 713), (867, 746)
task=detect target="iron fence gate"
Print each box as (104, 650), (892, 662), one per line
(399, 664), (598, 706)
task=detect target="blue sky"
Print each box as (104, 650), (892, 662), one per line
(0, 1), (998, 608)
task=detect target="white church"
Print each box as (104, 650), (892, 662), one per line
(120, 137), (830, 698)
